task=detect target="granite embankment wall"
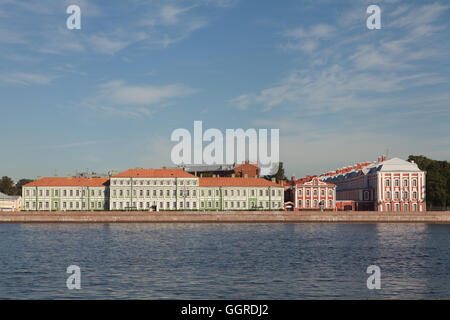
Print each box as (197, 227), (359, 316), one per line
(1, 211), (450, 223)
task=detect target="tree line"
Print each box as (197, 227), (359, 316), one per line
(0, 176), (33, 196)
(408, 155), (449, 210)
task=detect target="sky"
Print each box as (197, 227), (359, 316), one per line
(0, 0), (449, 180)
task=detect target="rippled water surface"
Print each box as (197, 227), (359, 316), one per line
(0, 223), (449, 299)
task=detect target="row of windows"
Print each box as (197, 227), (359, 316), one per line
(111, 179), (197, 186)
(110, 201), (283, 210)
(383, 203), (419, 212)
(25, 201), (103, 210)
(385, 179), (418, 187)
(111, 188), (283, 198)
(25, 189), (104, 197)
(113, 189), (197, 197)
(298, 189), (333, 197)
(385, 191), (418, 200)
(298, 199), (333, 208)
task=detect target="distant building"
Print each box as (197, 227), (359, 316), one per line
(181, 161), (260, 178)
(0, 192), (22, 212)
(320, 157), (426, 212)
(289, 176), (336, 211)
(22, 167), (282, 211)
(22, 177), (109, 211)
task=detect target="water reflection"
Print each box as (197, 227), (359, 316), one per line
(0, 223), (449, 299)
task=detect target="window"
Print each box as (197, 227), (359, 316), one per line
(55, 190), (59, 197)
(386, 203), (391, 211)
(298, 199), (302, 207)
(364, 191), (369, 200)
(306, 189), (310, 197)
(395, 192), (399, 199)
(259, 190), (263, 196)
(91, 202), (94, 208)
(404, 191), (408, 199)
(413, 191), (417, 199)
(395, 203), (400, 211)
(386, 191), (391, 199)
(26, 190), (30, 196)
(167, 202), (171, 209)
(298, 189), (302, 196)
(329, 200), (332, 208)
(386, 179), (390, 187)
(404, 179), (408, 187)
(306, 200), (310, 207)
(329, 190), (332, 197)
(413, 179), (417, 187)
(193, 202), (197, 208)
(314, 200), (317, 207)
(321, 189), (325, 197)
(216, 201), (219, 208)
(395, 180), (399, 187)
(98, 202), (101, 209)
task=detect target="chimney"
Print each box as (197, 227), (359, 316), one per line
(382, 155), (386, 162)
(378, 156), (381, 163)
(291, 176), (295, 182)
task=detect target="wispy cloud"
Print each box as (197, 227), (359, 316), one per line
(80, 80), (197, 118)
(0, 72), (54, 86)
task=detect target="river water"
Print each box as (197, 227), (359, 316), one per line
(0, 223), (449, 299)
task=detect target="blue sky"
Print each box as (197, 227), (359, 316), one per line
(1, 0), (449, 180)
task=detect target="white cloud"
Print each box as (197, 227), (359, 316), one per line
(80, 80), (197, 118)
(0, 72), (53, 86)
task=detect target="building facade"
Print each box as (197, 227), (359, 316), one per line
(198, 177), (283, 210)
(22, 168), (283, 211)
(0, 192), (22, 211)
(22, 177), (109, 211)
(320, 157), (426, 212)
(290, 176), (336, 211)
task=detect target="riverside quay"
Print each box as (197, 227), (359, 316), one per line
(21, 168), (284, 212)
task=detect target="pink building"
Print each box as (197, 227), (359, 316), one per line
(320, 157), (426, 212)
(291, 176), (336, 211)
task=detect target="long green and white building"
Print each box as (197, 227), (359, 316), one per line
(22, 168), (284, 211)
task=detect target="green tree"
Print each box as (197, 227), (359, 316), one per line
(0, 176), (16, 195)
(264, 162), (287, 182)
(15, 179), (33, 196)
(408, 155), (449, 210)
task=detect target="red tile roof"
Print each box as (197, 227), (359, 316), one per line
(113, 168), (196, 178)
(24, 177), (109, 187)
(199, 177), (281, 187)
(294, 176), (335, 187)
